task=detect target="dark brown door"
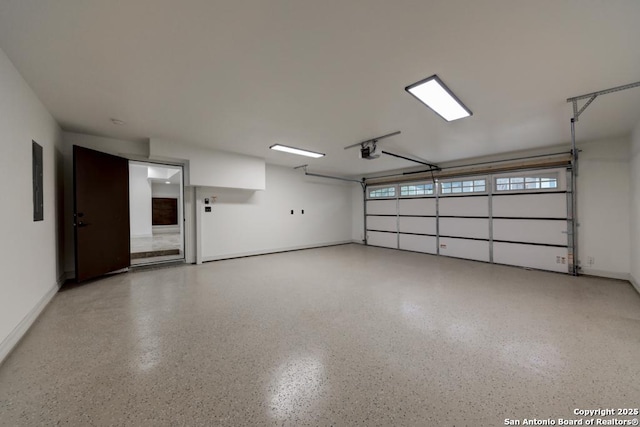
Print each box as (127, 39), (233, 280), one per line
(73, 145), (130, 282)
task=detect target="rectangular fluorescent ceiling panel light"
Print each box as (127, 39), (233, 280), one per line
(405, 75), (472, 121)
(269, 144), (325, 158)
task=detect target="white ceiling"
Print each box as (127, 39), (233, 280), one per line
(1, 0), (639, 175)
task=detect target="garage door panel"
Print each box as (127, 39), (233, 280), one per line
(366, 200), (396, 215)
(366, 216), (397, 232)
(440, 218), (489, 239)
(399, 234), (437, 254)
(439, 196), (488, 217)
(493, 193), (567, 218)
(367, 231), (397, 249)
(399, 217), (436, 234)
(494, 242), (568, 273)
(439, 237), (489, 262)
(493, 219), (567, 246)
(365, 171), (569, 274)
(399, 198), (436, 215)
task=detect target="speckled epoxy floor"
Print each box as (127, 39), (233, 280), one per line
(1, 244), (639, 426)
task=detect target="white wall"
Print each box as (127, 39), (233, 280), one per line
(129, 164), (152, 237)
(197, 164), (352, 261)
(351, 183), (365, 242)
(630, 121), (640, 291)
(150, 138), (265, 190)
(0, 47), (63, 362)
(152, 183), (180, 199)
(61, 132), (149, 274)
(184, 186), (196, 264)
(577, 136), (630, 279)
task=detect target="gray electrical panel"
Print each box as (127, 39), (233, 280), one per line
(32, 141), (43, 221)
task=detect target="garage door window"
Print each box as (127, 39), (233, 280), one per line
(400, 182), (434, 197)
(440, 179), (486, 194)
(369, 186), (396, 198)
(495, 173), (558, 191)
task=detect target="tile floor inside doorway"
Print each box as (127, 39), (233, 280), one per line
(1, 244), (639, 426)
(130, 232), (182, 265)
(130, 232), (181, 253)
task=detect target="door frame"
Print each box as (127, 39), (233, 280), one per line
(128, 159), (187, 265)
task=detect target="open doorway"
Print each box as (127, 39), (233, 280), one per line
(129, 161), (184, 265)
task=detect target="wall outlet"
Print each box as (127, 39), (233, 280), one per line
(556, 256), (561, 263)
(440, 244), (447, 249)
(587, 256), (595, 267)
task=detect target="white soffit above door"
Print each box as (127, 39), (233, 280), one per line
(0, 0), (639, 175)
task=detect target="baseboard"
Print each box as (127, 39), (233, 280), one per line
(630, 275), (639, 295)
(57, 271), (70, 285)
(202, 240), (353, 262)
(351, 239), (365, 245)
(580, 268), (630, 281)
(0, 281), (60, 366)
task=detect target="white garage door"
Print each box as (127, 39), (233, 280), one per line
(365, 168), (570, 273)
(398, 190), (437, 254)
(491, 171), (569, 273)
(365, 186), (397, 249)
(438, 178), (490, 262)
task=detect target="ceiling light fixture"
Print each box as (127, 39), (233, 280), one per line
(269, 144), (325, 158)
(165, 181), (170, 184)
(110, 118), (126, 125)
(405, 75), (472, 121)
